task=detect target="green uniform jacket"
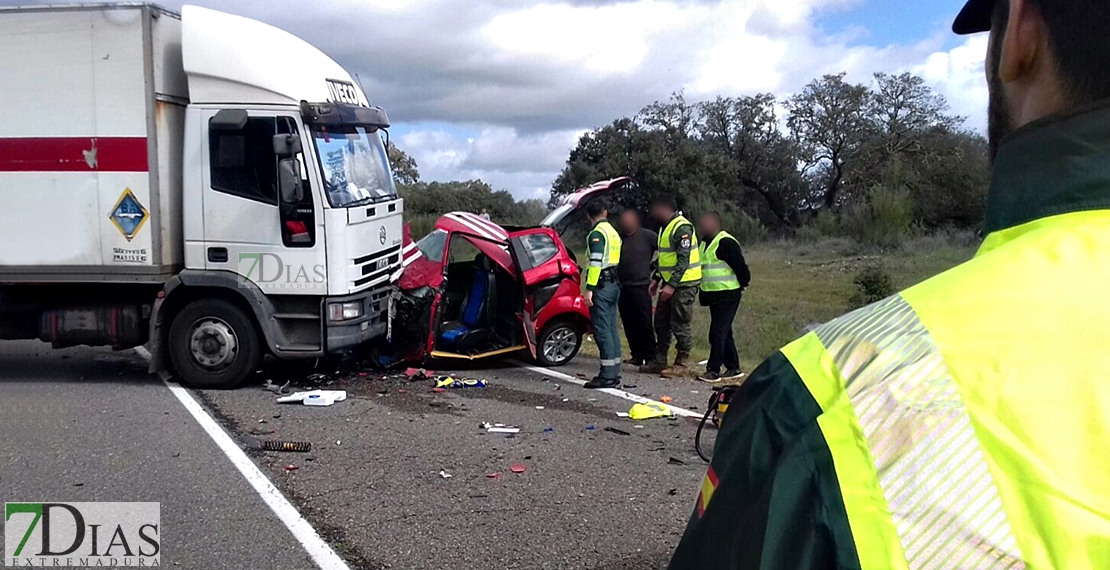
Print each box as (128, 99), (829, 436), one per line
(668, 104), (1110, 569)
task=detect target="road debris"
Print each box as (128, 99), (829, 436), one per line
(276, 390), (348, 406)
(262, 379), (292, 395)
(482, 422), (521, 434)
(510, 463), (527, 474)
(284, 464), (299, 472)
(544, 427), (554, 433)
(660, 396), (674, 403)
(628, 402), (675, 420)
(258, 440), (312, 453)
(486, 472), (501, 479)
(439, 470), (453, 479)
(668, 457), (687, 466)
(535, 406), (545, 410)
(585, 425), (596, 431)
(436, 376), (487, 389)
(605, 427), (631, 436)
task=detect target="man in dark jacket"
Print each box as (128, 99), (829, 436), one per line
(695, 212), (750, 383)
(617, 209), (658, 366)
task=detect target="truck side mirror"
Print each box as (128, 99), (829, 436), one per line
(278, 158), (304, 204)
(272, 133), (302, 157)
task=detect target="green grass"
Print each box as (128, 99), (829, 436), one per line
(584, 235), (978, 372)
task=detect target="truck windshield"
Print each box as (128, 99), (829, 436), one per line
(311, 125), (397, 208)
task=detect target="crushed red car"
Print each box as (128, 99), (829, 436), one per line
(389, 177), (632, 366)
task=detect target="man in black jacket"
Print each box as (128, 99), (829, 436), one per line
(695, 212), (751, 382)
(617, 209), (658, 366)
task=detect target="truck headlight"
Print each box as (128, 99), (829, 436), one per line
(328, 301), (364, 322)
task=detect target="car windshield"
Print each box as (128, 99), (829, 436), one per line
(311, 125), (397, 208)
(416, 229), (448, 264)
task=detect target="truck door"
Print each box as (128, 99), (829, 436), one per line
(200, 109), (327, 295)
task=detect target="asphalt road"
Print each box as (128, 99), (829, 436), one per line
(0, 341), (719, 570)
(0, 341), (314, 569)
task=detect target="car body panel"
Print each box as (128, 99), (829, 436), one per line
(540, 176), (632, 232)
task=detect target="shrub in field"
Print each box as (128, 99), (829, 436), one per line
(814, 210), (840, 236)
(733, 211), (770, 244)
(841, 187), (914, 249)
(794, 225), (822, 244)
(849, 264), (896, 308)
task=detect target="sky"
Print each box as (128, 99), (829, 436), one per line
(6, 0), (991, 201)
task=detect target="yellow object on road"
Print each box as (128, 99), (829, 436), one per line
(628, 402), (674, 420)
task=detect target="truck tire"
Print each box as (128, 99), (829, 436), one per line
(168, 298), (263, 389)
(536, 320), (582, 367)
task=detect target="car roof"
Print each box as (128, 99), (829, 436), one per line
(435, 212), (511, 244)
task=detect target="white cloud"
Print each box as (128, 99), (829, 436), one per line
(2, 0), (988, 198)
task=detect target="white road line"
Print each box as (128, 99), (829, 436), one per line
(514, 362), (704, 419)
(134, 347), (351, 570)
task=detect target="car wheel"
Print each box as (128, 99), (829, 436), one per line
(168, 298), (263, 389)
(536, 320), (582, 367)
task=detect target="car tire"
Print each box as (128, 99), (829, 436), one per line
(168, 298), (263, 389)
(536, 320), (582, 367)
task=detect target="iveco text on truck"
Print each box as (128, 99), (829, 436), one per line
(0, 4), (405, 388)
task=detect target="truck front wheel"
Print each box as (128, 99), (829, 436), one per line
(168, 299), (263, 389)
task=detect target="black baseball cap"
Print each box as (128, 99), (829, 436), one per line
(953, 0), (996, 34)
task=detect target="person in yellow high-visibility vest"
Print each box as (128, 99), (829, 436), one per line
(582, 199), (623, 388)
(668, 1), (1110, 568)
(695, 212), (750, 383)
(642, 195), (701, 374)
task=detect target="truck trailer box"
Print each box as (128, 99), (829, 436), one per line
(0, 4), (186, 282)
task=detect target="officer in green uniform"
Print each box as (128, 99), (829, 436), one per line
(642, 195), (701, 374)
(582, 199), (622, 389)
(668, 1), (1110, 568)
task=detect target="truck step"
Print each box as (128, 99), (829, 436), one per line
(272, 313), (320, 321)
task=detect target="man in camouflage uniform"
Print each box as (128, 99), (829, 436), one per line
(642, 195), (701, 374)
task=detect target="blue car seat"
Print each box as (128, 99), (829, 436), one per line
(439, 256), (496, 349)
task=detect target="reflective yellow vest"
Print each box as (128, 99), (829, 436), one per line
(669, 105), (1110, 570)
(585, 220), (621, 287)
(699, 231), (741, 292)
(658, 214), (701, 284)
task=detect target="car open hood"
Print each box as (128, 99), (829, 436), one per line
(540, 177), (633, 233)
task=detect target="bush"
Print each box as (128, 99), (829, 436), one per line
(848, 264), (896, 309)
(732, 211), (770, 244)
(794, 225), (822, 244)
(841, 187), (914, 249)
(814, 210), (840, 236)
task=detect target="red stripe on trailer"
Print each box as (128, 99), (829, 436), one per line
(0, 137), (148, 172)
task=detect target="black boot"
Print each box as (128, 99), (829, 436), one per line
(584, 376), (620, 389)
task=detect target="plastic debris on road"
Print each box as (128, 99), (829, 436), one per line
(435, 376), (487, 389)
(616, 412), (630, 418)
(276, 390), (348, 407)
(510, 463), (527, 474)
(439, 470), (453, 479)
(660, 395), (674, 403)
(486, 472), (501, 479)
(482, 422), (521, 434)
(668, 457), (687, 465)
(284, 464), (299, 472)
(628, 402), (675, 420)
(535, 406), (545, 410)
(605, 427), (631, 436)
(262, 379), (292, 395)
(543, 427), (554, 433)
(585, 425), (596, 431)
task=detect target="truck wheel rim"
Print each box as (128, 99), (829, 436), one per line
(543, 327), (577, 364)
(188, 317), (239, 371)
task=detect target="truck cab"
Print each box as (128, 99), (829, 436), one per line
(0, 4), (404, 388)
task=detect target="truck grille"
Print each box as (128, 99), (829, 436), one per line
(353, 244), (401, 289)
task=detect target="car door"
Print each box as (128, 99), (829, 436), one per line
(507, 228), (576, 359)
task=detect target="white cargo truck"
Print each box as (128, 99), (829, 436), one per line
(0, 4), (406, 388)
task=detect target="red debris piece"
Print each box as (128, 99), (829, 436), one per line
(432, 387), (446, 393)
(661, 396), (674, 403)
(486, 472), (501, 479)
(284, 464), (299, 472)
(358, 372), (370, 377)
(510, 463), (526, 474)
